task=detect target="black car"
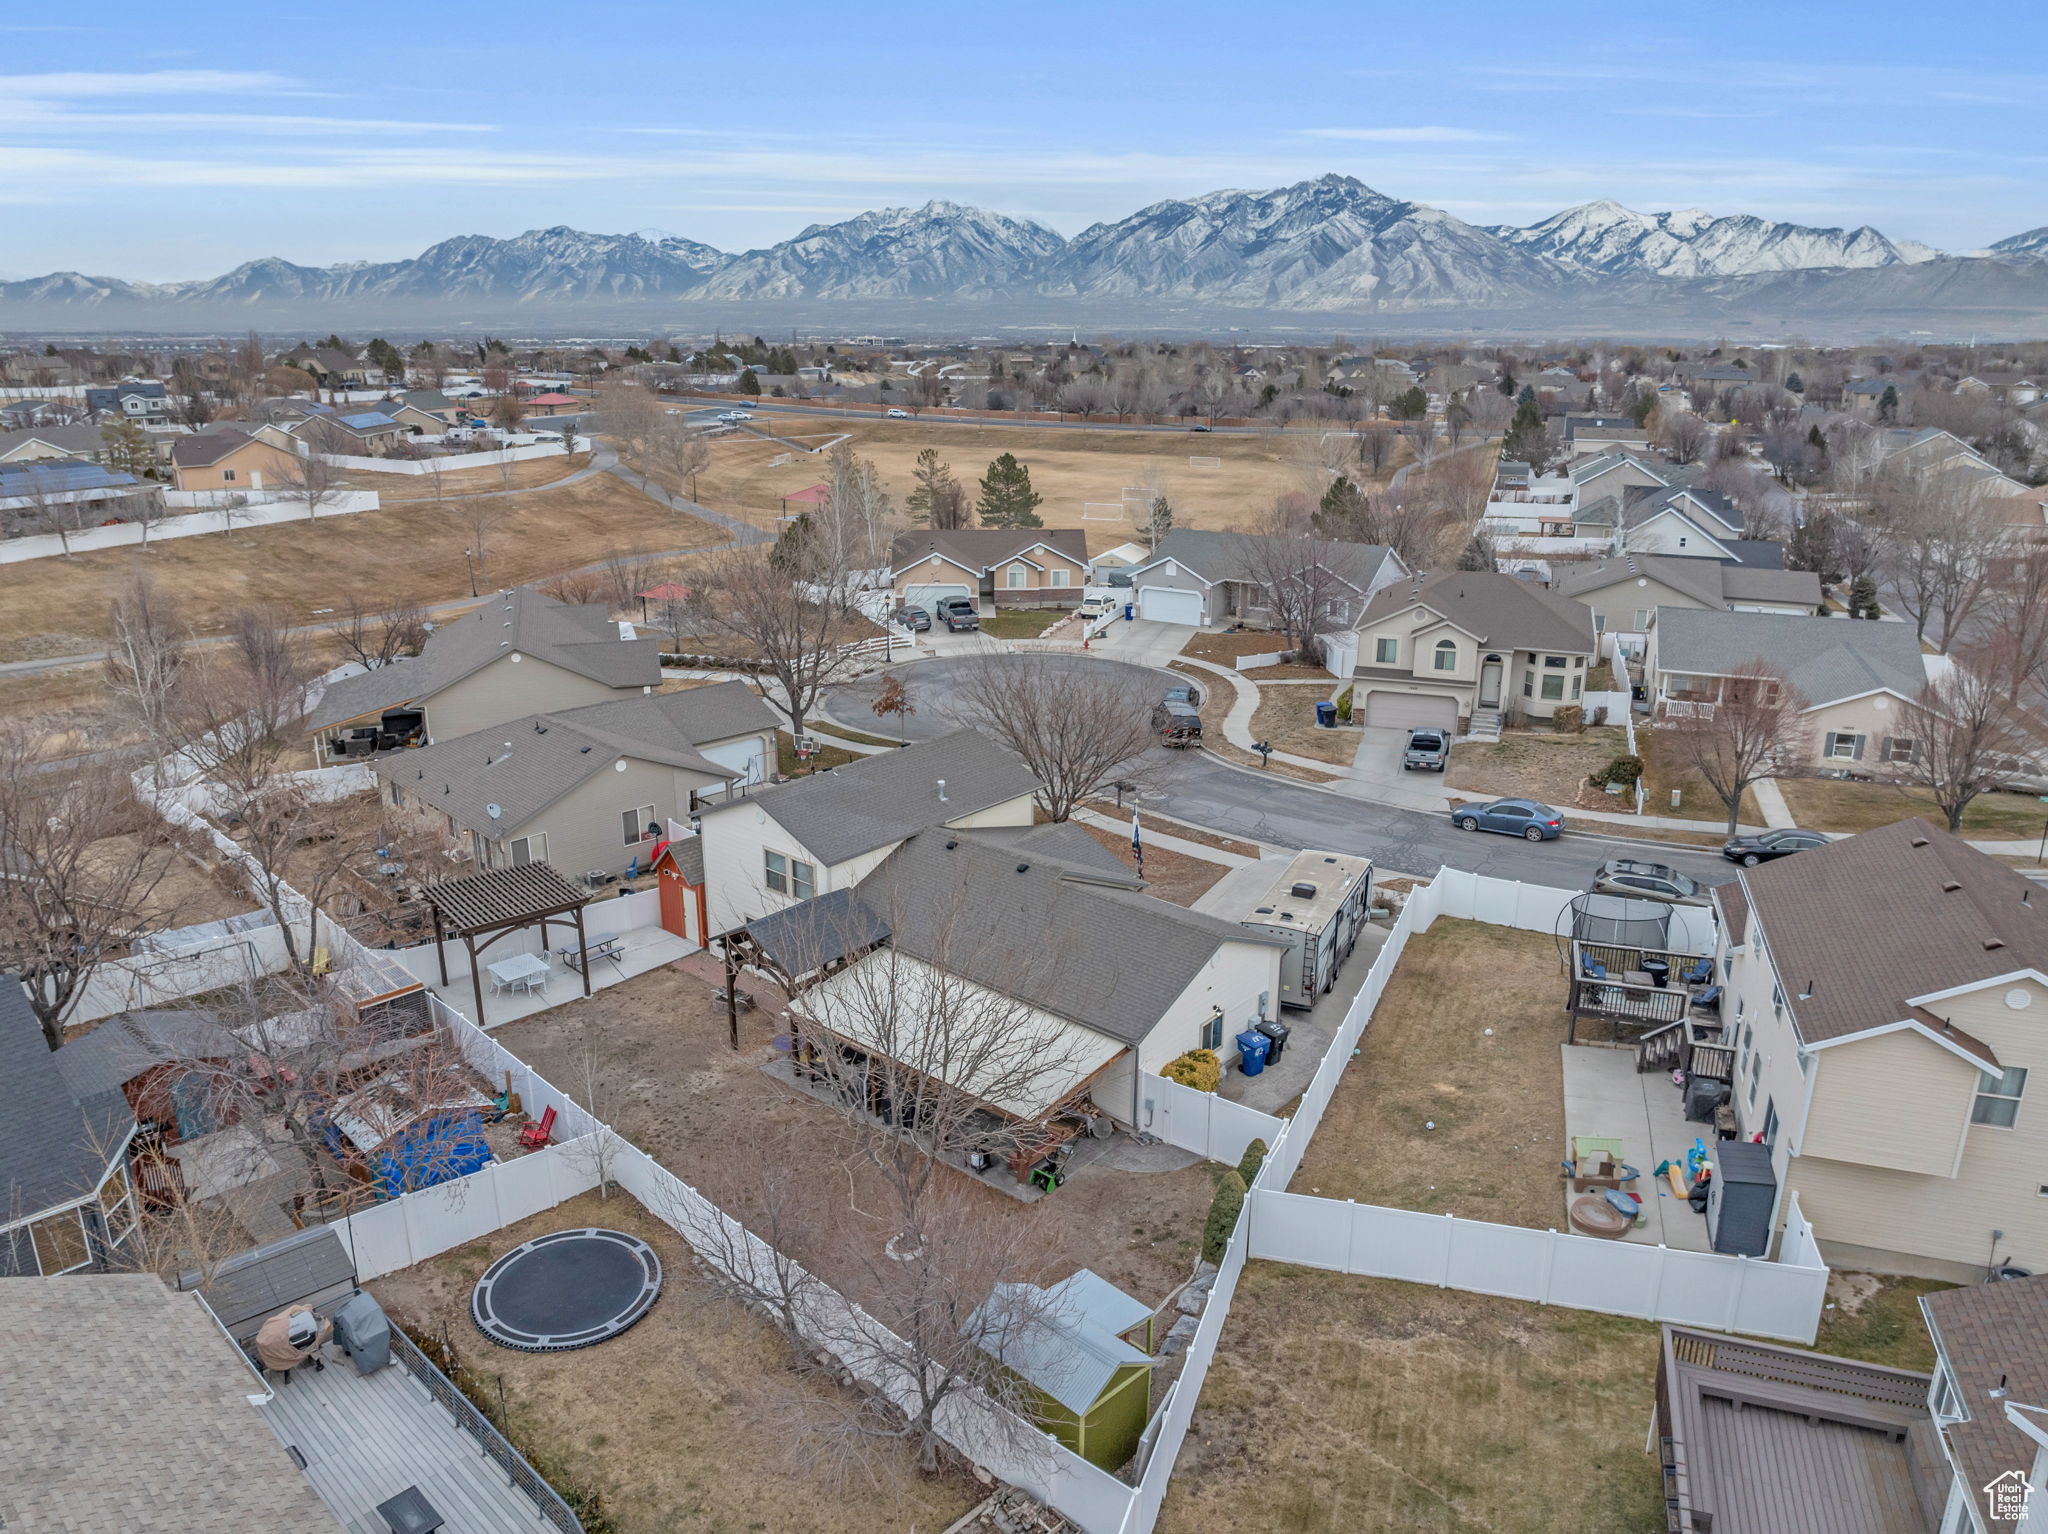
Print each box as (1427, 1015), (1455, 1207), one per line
(1722, 828), (1830, 866)
(890, 604), (931, 632)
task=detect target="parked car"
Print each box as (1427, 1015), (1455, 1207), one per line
(934, 596), (979, 631)
(1402, 729), (1448, 772)
(1721, 828), (1830, 866)
(1152, 699), (1203, 747)
(1163, 682), (1202, 708)
(1589, 857), (1710, 905)
(1076, 591), (1118, 621)
(886, 407), (912, 419)
(1451, 798), (1564, 841)
(718, 409), (754, 423)
(1188, 424), (1213, 432)
(890, 604), (931, 632)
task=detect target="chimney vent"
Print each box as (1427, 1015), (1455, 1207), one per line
(1943, 879), (1963, 892)
(936, 778), (948, 803)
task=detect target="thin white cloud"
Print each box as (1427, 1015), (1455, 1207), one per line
(0, 69), (300, 97)
(1300, 126), (1508, 142)
(0, 104), (496, 133)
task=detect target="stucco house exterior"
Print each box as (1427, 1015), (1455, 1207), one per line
(169, 428), (303, 492)
(1123, 528), (1404, 629)
(1343, 570), (1598, 732)
(1644, 606), (1940, 771)
(305, 587), (667, 762)
(1711, 821), (2048, 1283)
(1552, 554), (1822, 658)
(889, 528), (1091, 614)
(374, 680), (778, 880)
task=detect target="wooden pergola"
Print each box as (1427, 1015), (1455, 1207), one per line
(423, 863), (592, 1025)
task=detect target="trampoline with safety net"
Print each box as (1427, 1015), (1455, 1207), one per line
(471, 1228), (663, 1352)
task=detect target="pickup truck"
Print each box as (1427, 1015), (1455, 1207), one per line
(934, 597), (980, 631)
(1402, 728), (1449, 772)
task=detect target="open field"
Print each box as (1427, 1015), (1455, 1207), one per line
(686, 420), (1391, 535)
(1779, 776), (2048, 840)
(1156, 1267), (1664, 1534)
(368, 1191), (978, 1534)
(0, 473), (726, 664)
(1288, 919), (1567, 1227)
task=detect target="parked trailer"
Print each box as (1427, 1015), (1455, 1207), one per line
(1237, 851), (1373, 1009)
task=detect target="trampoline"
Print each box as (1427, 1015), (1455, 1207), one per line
(471, 1228), (663, 1352)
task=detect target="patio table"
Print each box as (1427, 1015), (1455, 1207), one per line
(486, 952), (550, 995)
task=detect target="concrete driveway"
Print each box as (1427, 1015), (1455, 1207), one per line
(1084, 617), (1193, 668)
(1334, 725), (1453, 813)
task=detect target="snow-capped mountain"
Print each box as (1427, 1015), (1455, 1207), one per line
(1044, 174), (1558, 308)
(1989, 227), (2048, 259)
(697, 201), (1064, 300)
(1486, 200), (1930, 277)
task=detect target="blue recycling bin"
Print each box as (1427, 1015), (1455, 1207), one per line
(1124, 602), (1135, 621)
(1235, 1028), (1271, 1076)
(1314, 700), (1337, 728)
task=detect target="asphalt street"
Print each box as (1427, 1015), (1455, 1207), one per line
(824, 654), (1737, 889)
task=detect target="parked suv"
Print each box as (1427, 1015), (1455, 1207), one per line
(890, 604), (931, 632)
(1152, 699), (1203, 747)
(934, 596), (980, 631)
(1588, 858), (1710, 906)
(1402, 728), (1449, 772)
(1162, 681), (1202, 708)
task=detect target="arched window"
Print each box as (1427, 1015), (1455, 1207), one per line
(1433, 639), (1458, 672)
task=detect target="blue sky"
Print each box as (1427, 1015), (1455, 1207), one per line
(4, 0), (2044, 279)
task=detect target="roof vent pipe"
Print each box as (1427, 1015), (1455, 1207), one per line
(936, 779), (948, 803)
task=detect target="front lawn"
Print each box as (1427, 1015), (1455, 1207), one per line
(1251, 686), (1353, 765)
(1288, 918), (1567, 1227)
(1184, 630), (1295, 664)
(1638, 725), (1763, 829)
(1157, 1268), (1664, 1534)
(1779, 777), (2048, 840)
(976, 607), (1066, 639)
(1444, 725), (1628, 809)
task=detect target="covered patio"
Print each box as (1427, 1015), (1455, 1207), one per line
(422, 863), (596, 1026)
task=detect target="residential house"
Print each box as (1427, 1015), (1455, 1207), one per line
(0, 422), (106, 465)
(1562, 415), (1654, 456)
(1844, 377), (1903, 418)
(385, 388), (462, 425)
(1, 980), (140, 1277)
(305, 411), (411, 456)
(521, 392), (582, 416)
(0, 397), (63, 429)
(1575, 482), (1749, 559)
(83, 380), (169, 423)
(971, 1269), (1158, 1470)
(890, 527), (1092, 613)
(1551, 554), (1821, 656)
(1346, 570), (1598, 731)
(1085, 539), (1152, 584)
(1479, 459), (1581, 539)
(1868, 426), (2033, 502)
(305, 587), (667, 762)
(1644, 606), (1939, 768)
(699, 728), (1040, 935)
(1921, 1275), (2048, 1533)
(0, 461), (144, 521)
(1712, 821), (2048, 1283)
(1124, 528), (1405, 629)
(1570, 451), (1690, 504)
(0, 1275), (343, 1530)
(366, 398), (450, 435)
(374, 681), (779, 879)
(169, 429), (302, 492)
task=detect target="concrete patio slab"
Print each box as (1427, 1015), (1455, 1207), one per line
(1559, 1043), (1714, 1252)
(398, 926), (696, 1031)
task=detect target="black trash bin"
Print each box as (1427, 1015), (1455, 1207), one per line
(1257, 1018), (1291, 1063)
(1641, 957), (1671, 989)
(1314, 701), (1337, 728)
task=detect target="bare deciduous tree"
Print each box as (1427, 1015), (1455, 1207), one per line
(1893, 664), (2028, 832)
(328, 596), (427, 671)
(103, 570), (188, 750)
(1663, 663), (1811, 834)
(1657, 409), (1708, 465)
(1874, 471), (2006, 648)
(951, 654), (1153, 821)
(1235, 514), (1371, 661)
(1982, 546), (2048, 707)
(691, 548), (868, 738)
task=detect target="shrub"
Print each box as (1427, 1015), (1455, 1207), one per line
(1333, 685), (1354, 724)
(1595, 754), (1644, 788)
(1552, 703), (1585, 734)
(1236, 1136), (1269, 1185)
(1202, 1170), (1248, 1264)
(1161, 1048), (1221, 1093)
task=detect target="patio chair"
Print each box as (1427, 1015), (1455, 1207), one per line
(1680, 957), (1713, 987)
(518, 1106), (557, 1149)
(1579, 955), (1609, 981)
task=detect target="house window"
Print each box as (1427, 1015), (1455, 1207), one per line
(1884, 737), (1917, 763)
(622, 804), (657, 845)
(1571, 675), (1582, 699)
(1375, 637), (1398, 665)
(1825, 733), (1864, 761)
(1541, 674), (1564, 700)
(1634, 609), (1652, 629)
(1973, 1066), (2028, 1128)
(1433, 640), (1457, 671)
(765, 850), (816, 900)
(508, 833), (547, 866)
(1522, 672), (1534, 697)
(1007, 565), (1026, 588)
(222, 469), (236, 482)
(1543, 655), (1567, 668)
(1593, 614), (1606, 632)
(1200, 1012), (1224, 1051)
(1050, 569), (1069, 587)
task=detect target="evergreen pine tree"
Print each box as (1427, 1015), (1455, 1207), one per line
(1147, 494), (1174, 547)
(1502, 397), (1551, 472)
(1315, 474), (1365, 536)
(99, 416), (155, 481)
(906, 448), (965, 528)
(1877, 384), (1899, 422)
(735, 369), (762, 397)
(1784, 371), (1804, 394)
(976, 453), (1043, 527)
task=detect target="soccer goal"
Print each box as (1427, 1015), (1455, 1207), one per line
(1187, 455), (1221, 469)
(1121, 486), (1151, 503)
(1082, 502), (1129, 522)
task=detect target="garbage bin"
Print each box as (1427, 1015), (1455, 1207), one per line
(1123, 602), (1134, 621)
(1235, 1029), (1271, 1077)
(1256, 1017), (1291, 1063)
(1641, 957), (1671, 990)
(1314, 701), (1337, 728)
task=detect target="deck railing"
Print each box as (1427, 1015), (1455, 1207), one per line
(1569, 975), (1692, 1027)
(387, 1325), (584, 1533)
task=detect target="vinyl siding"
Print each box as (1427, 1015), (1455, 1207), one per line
(1807, 694), (1922, 771)
(428, 655), (627, 741)
(1134, 940), (1284, 1080)
(1800, 1029), (1978, 1175)
(1569, 576), (1713, 636)
(488, 757), (727, 880)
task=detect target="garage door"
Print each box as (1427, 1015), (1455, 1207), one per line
(701, 735), (766, 786)
(1136, 585), (1205, 626)
(1363, 691), (1458, 732)
(903, 583), (973, 614)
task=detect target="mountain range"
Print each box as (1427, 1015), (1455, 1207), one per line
(6, 175), (2046, 337)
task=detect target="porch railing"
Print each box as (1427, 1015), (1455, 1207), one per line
(1568, 975), (1692, 1027)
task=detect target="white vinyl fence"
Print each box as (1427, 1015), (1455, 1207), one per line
(312, 441), (567, 475)
(67, 923), (296, 1024)
(0, 490), (382, 563)
(1142, 1076), (1286, 1167)
(333, 1139), (603, 1280)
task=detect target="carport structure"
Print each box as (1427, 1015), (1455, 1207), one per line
(423, 863), (593, 1025)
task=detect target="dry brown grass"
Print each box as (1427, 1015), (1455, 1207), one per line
(1156, 1267), (1664, 1534)
(1076, 820), (1227, 907)
(1444, 726), (1629, 809)
(349, 453), (586, 500)
(1251, 689), (1352, 765)
(0, 473), (726, 663)
(368, 1191), (979, 1534)
(1288, 919), (1568, 1227)
(1638, 727), (1763, 830)
(1778, 777), (2048, 839)
(1170, 662), (1340, 784)
(1183, 631), (1300, 664)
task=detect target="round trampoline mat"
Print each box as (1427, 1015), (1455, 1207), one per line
(471, 1228), (663, 1351)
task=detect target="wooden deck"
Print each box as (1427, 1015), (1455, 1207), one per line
(259, 1351), (559, 1534)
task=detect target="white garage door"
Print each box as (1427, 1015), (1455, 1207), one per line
(701, 735), (766, 786)
(903, 582), (973, 614)
(1136, 585), (1205, 626)
(1363, 691), (1458, 732)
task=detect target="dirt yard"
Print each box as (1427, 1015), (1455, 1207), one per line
(489, 959), (1214, 1310)
(689, 421), (1365, 535)
(368, 1191), (978, 1534)
(348, 453), (587, 501)
(1288, 920), (1569, 1228)
(1077, 820), (1227, 907)
(1155, 1267), (1664, 1534)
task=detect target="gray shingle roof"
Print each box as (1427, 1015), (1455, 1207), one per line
(889, 527), (1089, 576)
(1651, 606), (1929, 706)
(0, 1275), (340, 1531)
(1356, 570), (1595, 657)
(1921, 1274), (2048, 1534)
(372, 680), (775, 838)
(1553, 554), (1820, 611)
(172, 429), (278, 467)
(725, 729), (1040, 866)
(0, 423), (105, 459)
(1129, 528), (1397, 591)
(50, 1008), (240, 1102)
(308, 587), (666, 732)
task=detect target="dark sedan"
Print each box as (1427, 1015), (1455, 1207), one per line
(1722, 828), (1830, 866)
(1451, 798), (1565, 841)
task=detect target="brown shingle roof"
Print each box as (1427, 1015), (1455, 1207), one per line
(890, 527), (1089, 577)
(1740, 818), (2048, 1048)
(1922, 1275), (2048, 1531)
